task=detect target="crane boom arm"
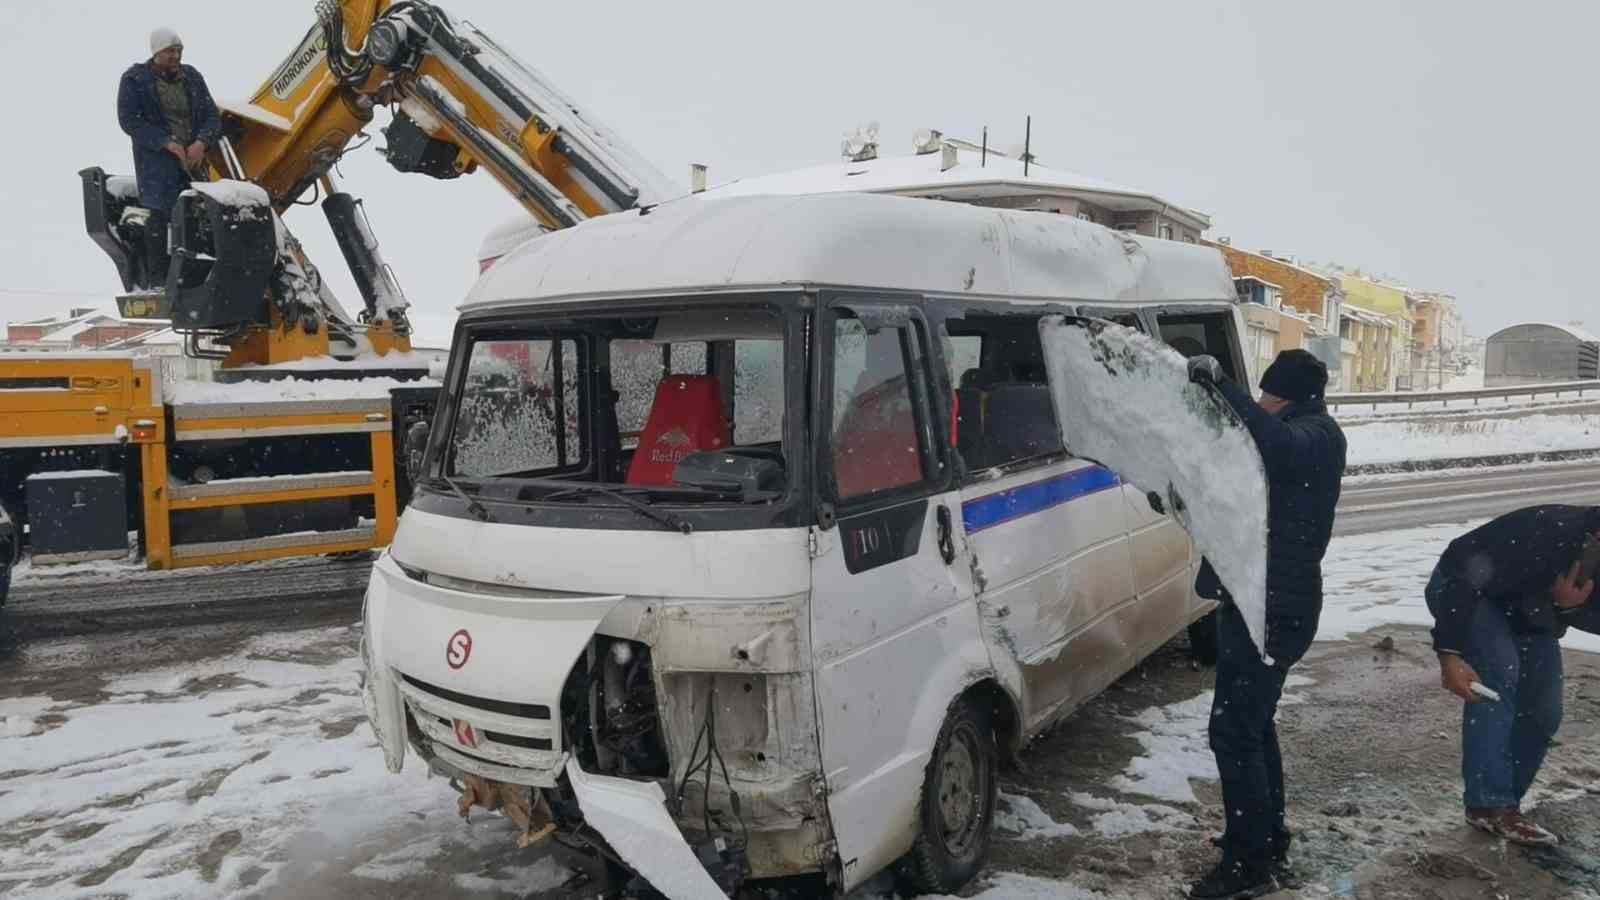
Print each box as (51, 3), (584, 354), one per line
(223, 1), (673, 230)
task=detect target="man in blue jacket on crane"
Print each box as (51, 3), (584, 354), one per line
(117, 27), (221, 286)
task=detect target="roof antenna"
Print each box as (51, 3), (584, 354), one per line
(1023, 115), (1032, 176)
(981, 126), (988, 168)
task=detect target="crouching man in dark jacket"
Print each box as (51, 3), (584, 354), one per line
(1426, 505), (1600, 846)
(116, 27), (221, 286)
(1185, 349), (1346, 899)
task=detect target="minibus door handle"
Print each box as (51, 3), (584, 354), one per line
(935, 504), (956, 565)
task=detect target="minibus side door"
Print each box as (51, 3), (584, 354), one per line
(809, 298), (982, 889)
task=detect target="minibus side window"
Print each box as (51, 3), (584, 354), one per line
(830, 317), (928, 501)
(944, 334), (983, 386)
(1079, 308), (1146, 333)
(1155, 311), (1245, 381)
(945, 315), (1066, 478)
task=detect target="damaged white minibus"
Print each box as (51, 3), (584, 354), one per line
(361, 191), (1251, 896)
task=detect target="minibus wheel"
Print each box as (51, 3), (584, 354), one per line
(1188, 610), (1220, 665)
(901, 697), (996, 894)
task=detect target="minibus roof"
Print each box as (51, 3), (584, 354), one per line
(462, 192), (1236, 312)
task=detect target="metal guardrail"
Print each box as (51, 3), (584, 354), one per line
(1326, 380), (1600, 411)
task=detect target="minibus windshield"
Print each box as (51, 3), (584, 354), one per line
(439, 303), (793, 507)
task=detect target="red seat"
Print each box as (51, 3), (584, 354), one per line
(626, 375), (730, 486)
(832, 375), (923, 499)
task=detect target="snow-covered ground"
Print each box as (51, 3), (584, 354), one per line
(1343, 410), (1600, 466)
(1320, 519), (1600, 654)
(0, 626), (554, 898)
(2, 518), (1593, 899)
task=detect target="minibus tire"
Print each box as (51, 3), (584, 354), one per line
(1188, 611), (1219, 665)
(901, 697), (997, 894)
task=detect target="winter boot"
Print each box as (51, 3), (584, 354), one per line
(1189, 859), (1277, 900)
(1466, 807), (1558, 846)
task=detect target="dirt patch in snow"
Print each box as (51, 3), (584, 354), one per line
(942, 628), (1600, 899)
(7, 608), (1600, 898)
(196, 828), (244, 882)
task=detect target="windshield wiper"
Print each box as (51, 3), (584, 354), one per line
(542, 484), (693, 535)
(439, 474), (491, 522)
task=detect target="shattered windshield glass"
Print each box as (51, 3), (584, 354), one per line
(444, 304), (790, 504)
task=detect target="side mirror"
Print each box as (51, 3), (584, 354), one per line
(405, 421), (430, 483)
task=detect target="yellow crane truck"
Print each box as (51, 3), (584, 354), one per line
(0, 1), (672, 597)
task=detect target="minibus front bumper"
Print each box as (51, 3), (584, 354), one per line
(361, 551), (623, 787)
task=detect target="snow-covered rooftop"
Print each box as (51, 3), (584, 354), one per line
(1341, 306), (1394, 327)
(100, 327), (184, 350)
(1489, 321), (1600, 343)
(1234, 274), (1283, 291)
(7, 304), (117, 331)
(1206, 243), (1338, 287)
(465, 192), (1236, 311)
(705, 149), (1211, 228)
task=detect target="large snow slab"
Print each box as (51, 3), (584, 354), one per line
(566, 760), (725, 900)
(1040, 317), (1271, 660)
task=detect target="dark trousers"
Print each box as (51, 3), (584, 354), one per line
(143, 207), (171, 290)
(1210, 603), (1297, 870)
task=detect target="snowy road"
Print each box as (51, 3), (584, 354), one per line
(9, 460), (1599, 641)
(4, 555), (373, 640)
(1335, 460), (1600, 535)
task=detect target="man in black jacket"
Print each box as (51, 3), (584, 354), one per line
(1185, 349), (1346, 899)
(116, 27), (221, 286)
(1426, 505), (1600, 845)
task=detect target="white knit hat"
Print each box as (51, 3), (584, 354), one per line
(150, 27), (182, 56)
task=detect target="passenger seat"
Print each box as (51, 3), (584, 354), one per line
(980, 383), (1063, 465)
(956, 364), (1063, 471)
(625, 375), (730, 486)
(955, 368), (990, 472)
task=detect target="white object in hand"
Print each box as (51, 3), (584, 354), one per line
(1470, 682), (1501, 701)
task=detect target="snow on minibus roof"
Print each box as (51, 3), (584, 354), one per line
(463, 192), (1235, 312)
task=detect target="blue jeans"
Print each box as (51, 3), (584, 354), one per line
(1459, 595), (1563, 810)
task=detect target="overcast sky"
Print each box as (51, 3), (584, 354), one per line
(2, 0), (1593, 343)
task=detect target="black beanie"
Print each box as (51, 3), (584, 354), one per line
(1259, 349), (1328, 403)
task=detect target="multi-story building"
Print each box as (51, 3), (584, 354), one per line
(1233, 276), (1283, 378)
(1206, 243), (1349, 389)
(1339, 275), (1412, 390)
(1410, 291), (1462, 390)
(1339, 305), (1396, 392)
(5, 307), (167, 350)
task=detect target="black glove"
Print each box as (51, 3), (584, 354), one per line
(1187, 354), (1224, 386)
